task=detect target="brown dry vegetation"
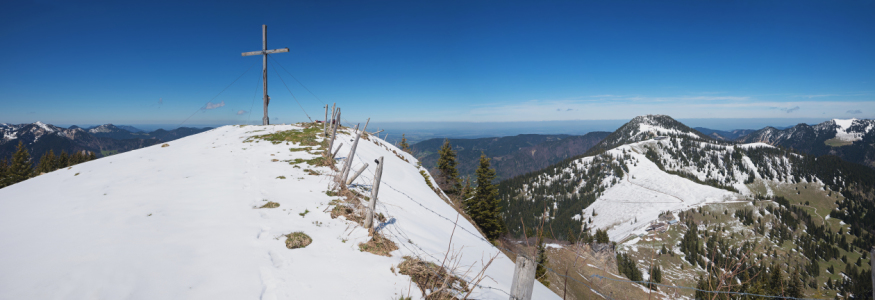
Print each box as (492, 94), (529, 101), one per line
(358, 232), (398, 257)
(285, 232), (312, 249)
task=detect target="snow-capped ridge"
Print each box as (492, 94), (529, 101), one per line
(0, 124), (558, 299)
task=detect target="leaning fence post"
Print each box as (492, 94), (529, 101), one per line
(331, 144), (343, 160)
(346, 163), (369, 185)
(339, 123), (360, 179)
(364, 156), (384, 230)
(328, 108), (340, 154)
(509, 254), (537, 300)
(341, 118), (369, 184)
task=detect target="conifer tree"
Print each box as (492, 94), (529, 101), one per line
(88, 151), (96, 161)
(466, 153), (504, 241)
(0, 157), (8, 188)
(399, 134), (410, 153)
(648, 264), (662, 291)
(594, 228), (610, 244)
(460, 176), (474, 204)
(535, 235), (549, 287)
(35, 150), (56, 175)
(769, 264), (783, 295)
(58, 151), (69, 168)
(787, 270), (803, 298)
(7, 141), (34, 185)
(436, 139), (460, 194)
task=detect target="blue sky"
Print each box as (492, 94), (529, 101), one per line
(1, 0), (873, 129)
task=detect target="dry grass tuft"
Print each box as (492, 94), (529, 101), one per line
(285, 232), (312, 249)
(260, 201), (280, 208)
(161, 143), (169, 147)
(358, 232), (398, 257)
(398, 256), (468, 300)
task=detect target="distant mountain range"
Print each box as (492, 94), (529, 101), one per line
(0, 122), (212, 162)
(411, 132), (610, 181)
(738, 118), (875, 168)
(409, 117), (875, 184)
(693, 127), (758, 141)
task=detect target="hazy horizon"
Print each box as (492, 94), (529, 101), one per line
(13, 116), (845, 144)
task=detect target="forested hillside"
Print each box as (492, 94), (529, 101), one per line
(495, 115), (875, 298)
(412, 131), (609, 181)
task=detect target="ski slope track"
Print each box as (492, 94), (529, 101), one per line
(0, 125), (557, 300)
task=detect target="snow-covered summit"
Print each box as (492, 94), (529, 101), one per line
(0, 121), (71, 144)
(88, 123), (123, 134)
(589, 114), (711, 153)
(832, 118), (874, 142)
(0, 124), (557, 299)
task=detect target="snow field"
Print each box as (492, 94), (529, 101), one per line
(582, 144), (737, 242)
(0, 124), (557, 300)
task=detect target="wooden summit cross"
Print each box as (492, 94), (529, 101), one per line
(242, 25), (289, 125)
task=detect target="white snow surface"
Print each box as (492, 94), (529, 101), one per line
(0, 125), (557, 300)
(582, 141), (737, 241)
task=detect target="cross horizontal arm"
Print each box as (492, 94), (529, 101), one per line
(241, 48), (290, 56)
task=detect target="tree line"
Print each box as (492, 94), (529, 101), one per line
(0, 141), (96, 189)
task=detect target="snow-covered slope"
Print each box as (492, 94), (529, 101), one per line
(833, 118), (874, 142)
(0, 124), (557, 299)
(579, 141), (737, 241)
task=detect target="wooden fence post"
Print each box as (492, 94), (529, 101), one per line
(341, 118), (369, 184)
(331, 144), (343, 160)
(345, 163), (369, 185)
(338, 123), (360, 180)
(364, 156), (384, 230)
(509, 254), (537, 300)
(322, 104), (328, 136)
(326, 103), (335, 136)
(328, 108), (340, 154)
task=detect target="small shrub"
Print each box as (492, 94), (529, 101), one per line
(285, 232), (312, 249)
(299, 209), (310, 217)
(398, 256), (469, 298)
(276, 176), (286, 179)
(419, 170), (434, 189)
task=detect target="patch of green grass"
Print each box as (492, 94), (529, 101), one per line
(286, 157), (329, 167)
(824, 138), (853, 147)
(246, 124), (322, 146)
(100, 150), (118, 157)
(276, 176), (286, 179)
(299, 209), (310, 217)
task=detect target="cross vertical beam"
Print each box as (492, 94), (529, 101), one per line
(262, 25), (268, 125)
(242, 24), (289, 125)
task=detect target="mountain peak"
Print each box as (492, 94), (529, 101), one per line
(88, 124), (123, 134)
(588, 115), (710, 154)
